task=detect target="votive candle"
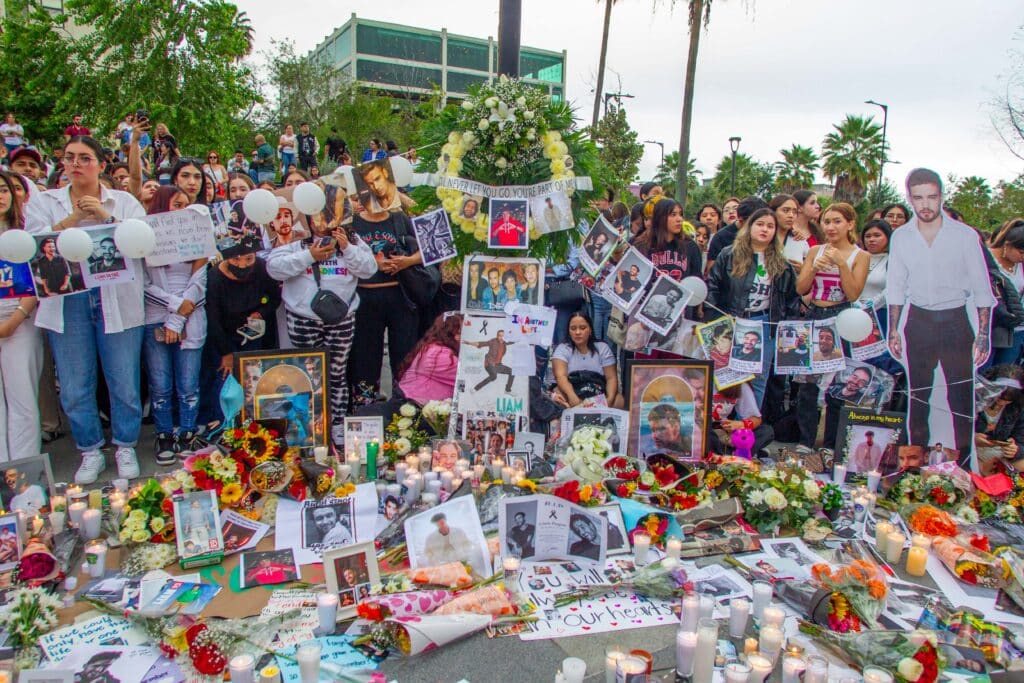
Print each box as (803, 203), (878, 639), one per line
(421, 492), (438, 506)
(337, 464), (352, 483)
(313, 446), (329, 465)
(746, 653), (773, 683)
(832, 462), (847, 485)
(561, 657), (586, 683)
(758, 624), (783, 661)
(502, 556), (521, 581)
(724, 660), (752, 683)
(729, 597), (750, 638)
(692, 619), (718, 683)
(491, 457), (504, 479)
(698, 593), (714, 622)
(84, 540), (107, 578)
(501, 466), (514, 484)
(665, 536), (682, 560)
(440, 471), (454, 492)
(394, 462), (408, 484)
(804, 655), (828, 683)
(906, 546), (928, 577)
(472, 464), (485, 484)
(49, 510), (66, 532)
(875, 521), (894, 554)
(781, 653), (806, 683)
(229, 655), (255, 683)
(81, 508), (101, 539)
(674, 630), (697, 678)
(605, 648), (626, 683)
(295, 641), (321, 683)
(863, 666), (895, 683)
(751, 580), (772, 620)
(885, 531), (906, 564)
(426, 479), (443, 497)
(911, 533), (932, 550)
(761, 604), (784, 629)
(614, 656), (646, 683)
(87, 488), (102, 510)
(681, 592), (700, 632)
(866, 469), (881, 493)
(632, 532), (650, 566)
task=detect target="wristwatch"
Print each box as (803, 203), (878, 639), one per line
(103, 215), (116, 224)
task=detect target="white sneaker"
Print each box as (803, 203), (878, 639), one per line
(75, 450), (106, 485)
(115, 446), (141, 479)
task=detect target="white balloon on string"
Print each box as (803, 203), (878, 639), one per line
(0, 229), (37, 263)
(114, 218), (156, 258)
(836, 307), (873, 342)
(681, 276), (707, 306)
(56, 228), (94, 263)
(292, 182), (326, 214)
(390, 155), (415, 186)
(242, 188), (278, 224)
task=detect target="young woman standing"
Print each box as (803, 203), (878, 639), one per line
(632, 199), (703, 284)
(769, 194), (811, 268)
(24, 136), (147, 483)
(203, 151), (227, 197)
(987, 220), (1024, 366)
(279, 125), (297, 173)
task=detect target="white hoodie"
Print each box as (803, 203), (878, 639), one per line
(265, 237), (378, 321)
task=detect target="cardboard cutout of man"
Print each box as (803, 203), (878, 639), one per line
(887, 168), (996, 468)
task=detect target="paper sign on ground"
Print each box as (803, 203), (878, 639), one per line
(274, 635), (377, 683)
(40, 614), (149, 663)
(503, 302), (556, 347)
(499, 494), (607, 566)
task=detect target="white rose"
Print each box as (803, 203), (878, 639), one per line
(803, 479), (820, 500)
(485, 97), (497, 108)
(526, 129), (536, 141)
(897, 658), (924, 682)
(394, 438), (412, 456)
(516, 96), (527, 106)
(496, 157), (507, 169)
(523, 110), (534, 120)
(397, 417), (413, 430)
(764, 488), (788, 510)
(461, 100), (474, 110)
(400, 403), (417, 417)
(478, 119), (489, 131)
(762, 469), (778, 480)
(399, 429), (413, 439)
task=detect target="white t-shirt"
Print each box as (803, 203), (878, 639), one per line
(0, 123), (24, 146)
(552, 341), (616, 375)
(746, 252), (771, 313)
(783, 235), (811, 265)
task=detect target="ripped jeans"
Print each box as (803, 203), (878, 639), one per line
(143, 323), (201, 435)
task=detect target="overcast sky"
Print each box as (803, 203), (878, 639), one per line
(241, 0), (1023, 187)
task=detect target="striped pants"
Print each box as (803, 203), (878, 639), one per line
(285, 311), (355, 445)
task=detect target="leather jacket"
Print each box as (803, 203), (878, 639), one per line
(706, 245), (801, 322)
(983, 247), (1024, 349)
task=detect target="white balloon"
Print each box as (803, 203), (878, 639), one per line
(836, 307), (874, 342)
(292, 182), (326, 214)
(0, 229), (37, 263)
(242, 188), (278, 224)
(114, 218), (156, 258)
(681, 276), (707, 306)
(390, 155), (414, 186)
(56, 228), (94, 263)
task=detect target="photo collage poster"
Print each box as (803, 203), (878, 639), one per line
(461, 255), (545, 316)
(498, 495), (608, 566)
(30, 228), (136, 299)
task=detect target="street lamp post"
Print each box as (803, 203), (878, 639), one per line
(865, 99), (888, 190)
(602, 92), (634, 117)
(643, 140), (664, 165)
(728, 136), (741, 195)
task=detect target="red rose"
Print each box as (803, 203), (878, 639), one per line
(969, 534), (991, 553)
(620, 470), (639, 481)
(654, 467), (676, 487)
(616, 484), (631, 497)
(930, 487), (950, 505)
(161, 498), (174, 514)
(190, 644), (227, 676)
(248, 422), (260, 434)
(184, 624), (207, 647)
(231, 429), (244, 440)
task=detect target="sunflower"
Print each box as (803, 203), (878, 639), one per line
(241, 424), (281, 464)
(335, 482), (357, 497)
(219, 482), (244, 506)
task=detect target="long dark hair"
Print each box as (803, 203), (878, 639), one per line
(397, 313), (463, 382)
(0, 170), (25, 229)
(561, 310), (598, 355)
(170, 159), (209, 205)
(63, 134), (106, 161)
(147, 185), (189, 215)
(635, 198), (690, 254)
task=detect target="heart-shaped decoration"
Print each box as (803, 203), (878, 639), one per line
(569, 607), (578, 612)
(582, 626), (591, 630)
(609, 622), (618, 626)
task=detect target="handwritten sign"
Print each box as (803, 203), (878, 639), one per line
(144, 206), (218, 267)
(40, 614), (149, 662)
(503, 303), (556, 347)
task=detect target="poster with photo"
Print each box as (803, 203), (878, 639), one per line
(172, 490), (223, 561)
(411, 208), (457, 266)
(529, 191), (572, 234)
(502, 302), (556, 347)
(0, 257), (35, 300)
(227, 199), (262, 238)
(0, 512), (23, 570)
(499, 495), (607, 565)
(431, 438), (470, 471)
(239, 549), (300, 589)
(300, 497), (356, 553)
(505, 449), (532, 473)
(459, 194), (483, 224)
(695, 316), (755, 390)
(760, 537), (822, 566)
(810, 317), (845, 373)
(836, 409), (905, 474)
(455, 314), (531, 417)
(825, 361), (895, 411)
(634, 275), (690, 336)
(559, 407), (629, 455)
(462, 410), (525, 461)
(405, 495), (490, 578)
(513, 431), (546, 464)
(849, 301), (887, 361)
(234, 349), (329, 447)
(624, 359), (712, 462)
(81, 226), (137, 289)
(578, 215), (619, 275)
(343, 416), (384, 464)
(774, 320), (813, 375)
(220, 509), (269, 555)
(324, 542), (379, 617)
(352, 158), (400, 213)
(309, 182), (351, 232)
(488, 198), (529, 250)
(600, 247), (654, 313)
(30, 235), (85, 298)
(60, 646), (160, 683)
(594, 503), (630, 556)
(462, 255), (545, 314)
(689, 565), (751, 600)
(728, 318), (765, 374)
(1, 453), (53, 514)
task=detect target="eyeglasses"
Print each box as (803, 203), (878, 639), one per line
(208, 155), (218, 160)
(62, 155), (97, 166)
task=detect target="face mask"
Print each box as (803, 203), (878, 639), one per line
(227, 263), (254, 279)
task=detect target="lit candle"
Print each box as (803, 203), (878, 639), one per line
(229, 654), (256, 683)
(665, 536), (682, 560)
(68, 502), (87, 527)
(561, 657), (586, 683)
(424, 470), (439, 483)
(313, 446), (329, 465)
(421, 492), (438, 506)
(109, 497), (124, 524)
(84, 540), (107, 578)
(605, 648), (626, 683)
(681, 593), (700, 632)
(832, 462), (847, 485)
(295, 641), (321, 683)
(501, 466), (514, 484)
(457, 458), (471, 471)
(395, 462), (409, 483)
(81, 509), (101, 540)
(346, 453), (360, 477)
(491, 457), (505, 479)
(337, 464), (352, 483)
(674, 630), (697, 678)
(426, 479), (443, 497)
(615, 656), (646, 683)
(906, 546), (928, 577)
(698, 593), (714, 622)
(258, 664), (281, 683)
(440, 471), (454, 492)
(503, 556), (521, 581)
(365, 439), (379, 480)
(450, 478), (463, 492)
(472, 464), (485, 485)
(724, 661), (752, 683)
(317, 593), (339, 634)
(865, 492), (878, 511)
(692, 619), (718, 683)
(885, 531), (906, 564)
(751, 580), (772, 620)
(49, 510), (66, 532)
(88, 489), (102, 510)
(112, 478), (129, 493)
(744, 637), (758, 655)
(50, 495), (66, 511)
(911, 533), (932, 550)
(632, 532), (651, 566)
(67, 484), (82, 497)
(853, 495), (868, 521)
(761, 605), (784, 629)
(866, 469), (881, 493)
(747, 653), (773, 683)
(32, 515), (43, 535)
(729, 597), (750, 638)
(804, 655), (828, 683)
(875, 521), (894, 554)
(863, 666), (895, 683)
(758, 624), (784, 661)
(406, 454), (420, 471)
(782, 653), (806, 683)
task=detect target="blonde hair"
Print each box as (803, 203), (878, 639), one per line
(730, 208), (789, 280)
(821, 202), (858, 244)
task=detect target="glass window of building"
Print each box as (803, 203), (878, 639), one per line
(446, 71), (489, 95)
(356, 24), (442, 64)
(356, 59), (442, 90)
(447, 38), (489, 71)
(520, 51), (563, 84)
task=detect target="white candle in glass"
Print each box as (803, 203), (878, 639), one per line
(295, 641), (321, 683)
(502, 556), (521, 582)
(346, 453), (360, 471)
(313, 446), (329, 465)
(761, 605), (784, 629)
(615, 656), (646, 683)
(450, 478), (463, 492)
(317, 593), (338, 633)
(491, 458), (504, 478)
(49, 510), (66, 532)
(911, 533), (932, 550)
(875, 521), (894, 554)
(692, 618), (718, 683)
(724, 661), (752, 683)
(832, 462), (847, 485)
(229, 654), (256, 683)
(698, 593), (714, 622)
(337, 464), (352, 483)
(804, 654), (829, 683)
(866, 469), (881, 493)
(863, 666), (895, 683)
(605, 648), (626, 683)
(421, 492), (439, 506)
(781, 653), (806, 683)
(427, 479), (443, 497)
(406, 454), (420, 471)
(440, 471), (454, 491)
(751, 580), (772, 620)
(681, 593), (700, 631)
(632, 532), (650, 566)
(885, 531), (906, 564)
(729, 597), (750, 638)
(423, 470), (439, 483)
(758, 624), (784, 661)
(665, 536), (682, 560)
(68, 501), (87, 527)
(394, 462), (408, 484)
(472, 464), (485, 484)
(85, 540), (107, 578)
(747, 653), (773, 683)
(81, 509), (101, 540)
(561, 657), (586, 683)
(674, 630), (697, 678)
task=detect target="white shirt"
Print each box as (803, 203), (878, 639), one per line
(860, 252), (888, 308)
(887, 217), (996, 311)
(24, 185), (147, 333)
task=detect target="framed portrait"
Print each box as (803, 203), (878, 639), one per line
(623, 359), (713, 462)
(836, 408), (906, 475)
(171, 490), (224, 562)
(634, 275), (690, 336)
(352, 158), (399, 213)
(0, 453), (54, 515)
(344, 416), (384, 464)
(239, 549), (300, 589)
(301, 497), (356, 552)
(461, 254), (545, 315)
(594, 503), (630, 556)
(15, 670), (74, 683)
(513, 431), (545, 463)
(234, 348), (330, 447)
(505, 449), (532, 473)
(528, 191), (572, 234)
(431, 438), (471, 471)
(324, 541), (380, 618)
(488, 198), (529, 250)
(599, 247), (655, 313)
(578, 215), (620, 275)
(0, 512), (23, 571)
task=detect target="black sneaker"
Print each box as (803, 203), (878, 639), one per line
(175, 431), (200, 460)
(155, 433), (176, 466)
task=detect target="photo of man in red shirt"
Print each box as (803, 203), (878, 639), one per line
(489, 199), (528, 249)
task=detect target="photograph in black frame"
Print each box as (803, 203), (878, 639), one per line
(233, 348), (330, 447)
(835, 408), (906, 476)
(623, 359), (713, 462)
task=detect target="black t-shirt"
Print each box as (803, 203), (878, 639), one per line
(297, 133), (317, 159)
(646, 239), (703, 282)
(351, 212), (415, 285)
(706, 222), (739, 264)
(36, 255), (70, 294)
(205, 259), (282, 356)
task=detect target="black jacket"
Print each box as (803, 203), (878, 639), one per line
(983, 247), (1024, 349)
(706, 245), (801, 322)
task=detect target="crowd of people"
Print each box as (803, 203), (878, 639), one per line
(1, 109), (1023, 487)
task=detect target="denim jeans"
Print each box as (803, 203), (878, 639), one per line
(257, 170), (275, 184)
(47, 291), (143, 450)
(986, 329), (1024, 369)
(143, 324), (201, 434)
(280, 151), (295, 172)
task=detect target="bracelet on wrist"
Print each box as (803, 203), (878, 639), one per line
(15, 306), (30, 318)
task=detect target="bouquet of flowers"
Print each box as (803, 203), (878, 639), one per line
(905, 504), (959, 537)
(810, 559), (889, 629)
(555, 426), (614, 484)
(932, 535), (1005, 588)
(889, 472), (970, 511)
(16, 539), (59, 584)
(421, 399), (453, 436)
(382, 403), (431, 461)
(220, 420), (285, 466)
(551, 479), (607, 507)
(738, 465), (821, 534)
(0, 587), (61, 666)
(798, 623), (945, 682)
(184, 448), (248, 504)
(120, 478), (184, 544)
(820, 482), (844, 518)
(553, 558), (691, 607)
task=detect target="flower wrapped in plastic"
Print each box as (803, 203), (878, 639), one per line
(16, 539), (59, 584)
(553, 557), (690, 607)
(932, 536), (1005, 589)
(397, 562), (474, 589)
(810, 558), (889, 629)
(356, 590), (454, 621)
(904, 504), (960, 537)
(355, 613), (494, 656)
(433, 584), (515, 617)
(798, 623), (945, 683)
(555, 426), (614, 484)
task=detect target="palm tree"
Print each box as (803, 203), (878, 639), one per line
(674, 0), (711, 206)
(591, 0), (619, 128)
(774, 144), (818, 194)
(655, 151), (700, 198)
(821, 115), (885, 204)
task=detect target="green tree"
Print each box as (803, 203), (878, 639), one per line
(64, 0), (260, 154)
(993, 174), (1024, 225)
(947, 174), (996, 230)
(264, 39), (344, 131)
(991, 25), (1024, 162)
(774, 144), (818, 193)
(710, 153), (775, 200)
(654, 151), (700, 199)
(821, 114), (885, 204)
(588, 104), (644, 200)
